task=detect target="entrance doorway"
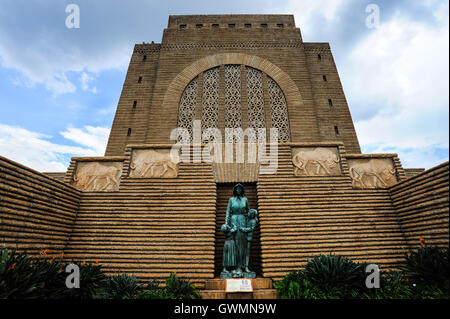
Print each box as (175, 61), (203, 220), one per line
(214, 183), (262, 277)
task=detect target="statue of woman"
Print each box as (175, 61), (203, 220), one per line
(225, 183), (250, 276)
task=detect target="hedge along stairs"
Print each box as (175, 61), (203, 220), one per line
(0, 144), (449, 291)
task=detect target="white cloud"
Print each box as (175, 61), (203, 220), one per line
(0, 2), (132, 96)
(361, 143), (448, 170)
(288, 0), (344, 23)
(46, 73), (77, 95)
(80, 72), (98, 94)
(60, 126), (110, 154)
(348, 12), (449, 112)
(346, 6), (449, 168)
(287, 0), (344, 35)
(0, 124), (110, 172)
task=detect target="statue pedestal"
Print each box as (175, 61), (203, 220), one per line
(220, 272), (232, 280)
(220, 271), (256, 279)
(200, 278), (277, 299)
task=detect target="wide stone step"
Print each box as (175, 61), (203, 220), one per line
(205, 278), (273, 290)
(199, 289), (278, 299)
(200, 278), (277, 299)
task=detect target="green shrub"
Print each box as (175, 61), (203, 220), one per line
(159, 273), (200, 299)
(0, 248), (67, 299)
(135, 281), (162, 299)
(101, 273), (142, 299)
(363, 271), (413, 299)
(274, 270), (303, 298)
(274, 271), (331, 299)
(304, 254), (368, 298)
(62, 261), (106, 299)
(402, 246), (449, 291)
(1, 249), (200, 299)
(5, 247), (447, 299)
(411, 285), (448, 299)
(275, 254), (368, 299)
(276, 251), (449, 300)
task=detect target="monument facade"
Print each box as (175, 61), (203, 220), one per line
(0, 15), (448, 294)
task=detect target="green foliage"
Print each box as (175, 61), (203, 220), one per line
(1, 248), (202, 299)
(4, 247), (447, 299)
(303, 254), (368, 298)
(402, 246), (449, 290)
(276, 251), (449, 300)
(274, 270), (303, 298)
(0, 249), (66, 299)
(101, 273), (141, 299)
(63, 261), (107, 299)
(411, 285), (448, 299)
(363, 271), (413, 299)
(275, 254), (368, 299)
(274, 271), (330, 299)
(159, 273), (200, 299)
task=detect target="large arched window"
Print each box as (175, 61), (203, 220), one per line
(177, 64), (291, 143)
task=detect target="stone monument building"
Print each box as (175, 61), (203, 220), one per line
(0, 15), (448, 298)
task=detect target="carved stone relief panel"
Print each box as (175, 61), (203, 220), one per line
(130, 149), (179, 178)
(72, 161), (123, 191)
(292, 147), (342, 176)
(347, 158), (398, 188)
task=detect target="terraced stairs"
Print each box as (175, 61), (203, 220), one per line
(62, 161), (217, 286)
(257, 145), (409, 281)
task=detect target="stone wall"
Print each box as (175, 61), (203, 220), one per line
(257, 144), (409, 281)
(0, 151), (449, 284)
(62, 145), (217, 285)
(105, 14), (361, 156)
(404, 168), (426, 179)
(390, 162), (449, 250)
(0, 156), (81, 256)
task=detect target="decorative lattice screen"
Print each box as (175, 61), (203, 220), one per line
(246, 67), (266, 133)
(224, 65), (242, 142)
(267, 76), (291, 142)
(177, 65), (291, 143)
(201, 67), (220, 133)
(177, 76), (198, 140)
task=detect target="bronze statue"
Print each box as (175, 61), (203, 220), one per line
(221, 224), (237, 274)
(221, 183), (258, 279)
(241, 209), (258, 273)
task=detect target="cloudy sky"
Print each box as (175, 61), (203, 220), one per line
(0, 0), (448, 171)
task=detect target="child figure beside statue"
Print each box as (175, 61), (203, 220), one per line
(221, 183), (259, 279)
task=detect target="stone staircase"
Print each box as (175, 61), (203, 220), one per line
(199, 278), (277, 299)
(62, 161), (217, 285)
(257, 145), (409, 280)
